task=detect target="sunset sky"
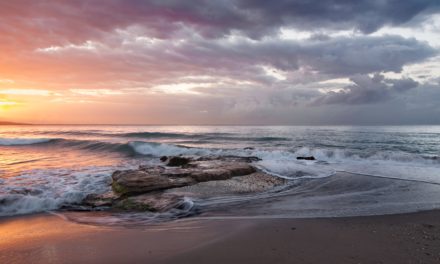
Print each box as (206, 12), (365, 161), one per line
(1, 0), (439, 125)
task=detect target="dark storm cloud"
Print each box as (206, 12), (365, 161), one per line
(0, 1), (437, 83)
(303, 35), (437, 75)
(1, 0), (439, 48)
(119, 34), (437, 79)
(237, 0), (440, 34)
(313, 73), (419, 105)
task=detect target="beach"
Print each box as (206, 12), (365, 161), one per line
(1, 210), (439, 264)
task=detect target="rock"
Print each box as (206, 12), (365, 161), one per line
(196, 155), (261, 162)
(167, 172), (286, 197)
(167, 156), (191, 167)
(190, 169), (232, 182)
(111, 158), (257, 195)
(235, 156), (261, 162)
(81, 191), (184, 212)
(296, 156), (316, 160)
(160, 156), (168, 162)
(228, 163), (257, 176)
(82, 192), (119, 208)
(114, 193), (183, 212)
(112, 169), (195, 195)
(79, 156), (288, 214)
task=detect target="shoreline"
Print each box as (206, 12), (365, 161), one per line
(1, 210), (440, 263)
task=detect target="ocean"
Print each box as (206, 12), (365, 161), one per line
(1, 125), (440, 225)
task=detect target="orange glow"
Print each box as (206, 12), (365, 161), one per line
(0, 100), (18, 109)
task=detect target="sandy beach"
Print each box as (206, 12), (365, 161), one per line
(1, 211), (439, 264)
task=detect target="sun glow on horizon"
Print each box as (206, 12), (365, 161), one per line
(0, 100), (18, 111)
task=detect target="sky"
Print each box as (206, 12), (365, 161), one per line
(0, 0), (439, 125)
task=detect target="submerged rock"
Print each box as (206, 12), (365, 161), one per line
(113, 193), (183, 212)
(82, 192), (119, 208)
(297, 156), (316, 161)
(166, 156), (191, 167)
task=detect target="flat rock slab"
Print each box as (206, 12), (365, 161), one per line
(112, 157), (257, 195)
(166, 172), (286, 198)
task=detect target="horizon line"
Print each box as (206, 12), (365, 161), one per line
(2, 122), (440, 126)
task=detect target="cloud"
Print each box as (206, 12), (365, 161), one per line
(0, 0), (439, 124)
(1, 0), (439, 57)
(313, 73), (419, 105)
(3, 32), (432, 92)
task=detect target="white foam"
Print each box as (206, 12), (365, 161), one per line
(0, 167), (113, 216)
(129, 141), (212, 156)
(128, 141), (440, 181)
(250, 147), (440, 183)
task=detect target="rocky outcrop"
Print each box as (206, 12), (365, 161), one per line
(112, 159), (256, 195)
(81, 155), (285, 214)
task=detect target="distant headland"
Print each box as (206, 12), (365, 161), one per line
(0, 121), (30, 125)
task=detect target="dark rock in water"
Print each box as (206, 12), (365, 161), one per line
(196, 155), (261, 162)
(112, 169), (195, 195)
(296, 156), (316, 161)
(160, 156), (168, 162)
(244, 147), (255, 150)
(220, 155), (261, 162)
(82, 192), (119, 208)
(113, 193), (183, 212)
(167, 156), (191, 167)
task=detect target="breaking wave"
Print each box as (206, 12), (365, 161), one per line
(0, 137), (54, 146)
(0, 167), (113, 217)
(2, 137), (439, 168)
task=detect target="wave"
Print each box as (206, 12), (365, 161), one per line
(0, 137), (54, 146)
(3, 136), (439, 183)
(122, 132), (197, 138)
(33, 130), (292, 142)
(288, 147), (440, 164)
(3, 136), (439, 166)
(0, 167), (113, 217)
(128, 141), (216, 156)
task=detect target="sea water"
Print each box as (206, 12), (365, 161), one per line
(1, 125), (440, 223)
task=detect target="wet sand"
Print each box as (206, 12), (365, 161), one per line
(1, 211), (440, 264)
